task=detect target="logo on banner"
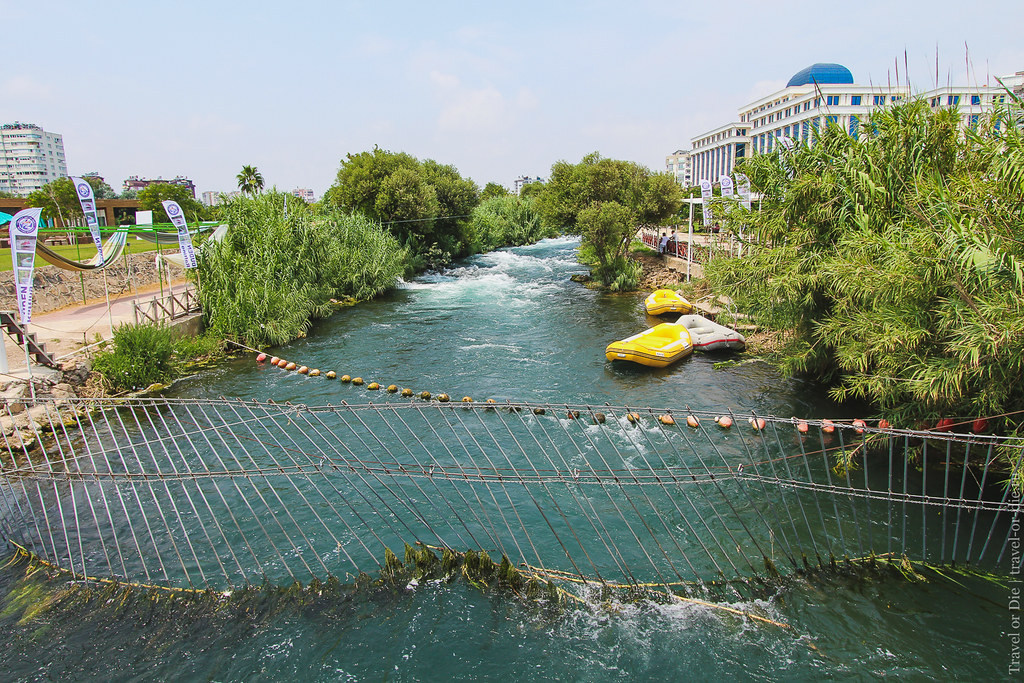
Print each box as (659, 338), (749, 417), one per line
(76, 181), (91, 198)
(167, 203), (181, 217)
(15, 216), (36, 234)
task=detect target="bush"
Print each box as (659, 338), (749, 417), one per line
(468, 195), (553, 253)
(92, 323), (176, 391)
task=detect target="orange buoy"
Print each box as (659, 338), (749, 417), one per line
(749, 417), (767, 430)
(533, 407), (546, 415)
(715, 415), (733, 429)
(626, 413), (640, 424)
(972, 418), (989, 433)
(401, 388), (413, 397)
(877, 418), (891, 429)
(352, 377), (364, 386)
(325, 371), (337, 379)
(298, 366), (309, 375)
(437, 393), (450, 403)
(935, 417), (955, 432)
(309, 369), (321, 377)
(852, 418), (866, 434)
(387, 385), (398, 393)
(420, 391), (431, 400)
(270, 356), (280, 365)
(796, 420), (809, 433)
(567, 409), (580, 419)
(685, 415), (698, 428)
(461, 396), (473, 403)
(285, 362), (297, 371)
(256, 353), (267, 362)
(593, 412), (606, 424)
(367, 382), (380, 390)
(821, 419), (835, 433)
(341, 375), (351, 383)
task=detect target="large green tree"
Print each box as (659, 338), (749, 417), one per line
(137, 183), (206, 224)
(26, 177), (81, 227)
(325, 148), (480, 265)
(706, 97), (1024, 463)
(535, 152), (682, 287)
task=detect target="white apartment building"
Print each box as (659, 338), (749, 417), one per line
(0, 122), (68, 196)
(665, 150), (692, 186)
(687, 63), (1024, 186)
(291, 188), (315, 203)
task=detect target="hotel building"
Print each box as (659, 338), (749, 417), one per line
(0, 122), (68, 196)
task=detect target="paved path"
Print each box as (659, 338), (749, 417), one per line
(2, 279), (191, 375)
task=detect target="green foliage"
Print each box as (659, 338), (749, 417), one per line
(480, 182), (509, 200)
(535, 152), (681, 289)
(236, 165), (265, 195)
(706, 97), (1024, 441)
(25, 177), (81, 227)
(137, 183), (206, 224)
(325, 148), (479, 263)
(519, 181), (545, 199)
(197, 192), (407, 347)
(91, 323), (176, 391)
(467, 195), (554, 253)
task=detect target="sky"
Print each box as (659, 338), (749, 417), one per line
(3, 1), (1022, 199)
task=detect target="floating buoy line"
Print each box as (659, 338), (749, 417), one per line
(240, 342), (919, 436)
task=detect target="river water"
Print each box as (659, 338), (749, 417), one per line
(0, 237), (1015, 680)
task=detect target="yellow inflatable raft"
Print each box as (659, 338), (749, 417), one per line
(605, 323), (694, 368)
(644, 289), (694, 316)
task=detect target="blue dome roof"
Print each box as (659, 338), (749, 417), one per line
(787, 63), (854, 87)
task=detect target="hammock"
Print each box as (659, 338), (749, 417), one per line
(33, 228), (130, 272)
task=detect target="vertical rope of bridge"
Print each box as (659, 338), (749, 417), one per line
(142, 400), (238, 587)
(670, 409), (773, 578)
(191, 401), (303, 583)
(920, 434), (929, 560)
(765, 417), (822, 565)
(33, 403), (82, 578)
(728, 409), (798, 568)
(175, 400), (273, 582)
(121, 401), (210, 588)
(105, 402), (188, 586)
(12, 409), (64, 574)
(381, 404), (489, 551)
(787, 417), (833, 564)
(217, 401), (332, 579)
(478, 405), (601, 584)
(620, 408), (739, 584)
(814, 421), (849, 560)
(835, 427), (866, 559)
(858, 428), (874, 557)
(438, 404), (543, 572)
(83, 404), (160, 583)
(0, 404), (54, 568)
(941, 435), (954, 564)
(950, 436), (974, 564)
(750, 413), (807, 565)
(965, 440), (999, 563)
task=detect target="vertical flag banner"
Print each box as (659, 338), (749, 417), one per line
(70, 176), (103, 262)
(161, 200), (197, 269)
(735, 173), (752, 210)
(699, 179), (713, 224)
(719, 175), (734, 199)
(8, 208), (43, 324)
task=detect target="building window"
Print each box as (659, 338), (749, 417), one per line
(849, 115), (859, 139)
(970, 114), (980, 128)
(948, 95), (960, 106)
(851, 95), (862, 105)
(874, 95), (886, 106)
(826, 115), (838, 126)
(814, 98), (821, 107)
(826, 95), (840, 106)
(971, 94), (981, 106)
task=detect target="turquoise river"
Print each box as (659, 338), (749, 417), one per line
(0, 237), (1015, 681)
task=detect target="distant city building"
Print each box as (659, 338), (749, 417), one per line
(291, 188), (316, 203)
(514, 176), (543, 194)
(686, 63), (1024, 185)
(665, 150), (692, 187)
(201, 190), (241, 206)
(0, 122), (68, 196)
(122, 174), (197, 197)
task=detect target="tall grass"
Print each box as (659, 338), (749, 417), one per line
(197, 192), (407, 347)
(468, 195), (554, 254)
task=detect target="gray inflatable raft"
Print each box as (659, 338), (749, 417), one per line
(676, 314), (746, 352)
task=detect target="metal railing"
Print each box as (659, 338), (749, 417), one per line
(132, 287), (199, 325)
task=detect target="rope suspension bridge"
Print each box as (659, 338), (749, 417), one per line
(0, 396), (1020, 603)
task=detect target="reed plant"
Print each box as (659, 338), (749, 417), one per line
(196, 192), (407, 347)
(467, 195), (554, 253)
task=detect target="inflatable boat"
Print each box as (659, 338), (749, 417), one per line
(644, 289), (694, 316)
(675, 314), (746, 352)
(605, 323), (694, 368)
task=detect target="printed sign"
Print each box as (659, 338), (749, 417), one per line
(161, 200), (197, 269)
(699, 179), (713, 224)
(735, 173), (751, 210)
(8, 208), (43, 323)
(71, 177), (104, 262)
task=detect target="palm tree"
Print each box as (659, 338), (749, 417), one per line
(236, 165), (264, 195)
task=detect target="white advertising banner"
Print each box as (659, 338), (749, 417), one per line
(161, 200), (197, 269)
(735, 173), (751, 210)
(719, 175), (734, 199)
(70, 176), (103, 262)
(699, 179), (713, 224)
(8, 207), (43, 324)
